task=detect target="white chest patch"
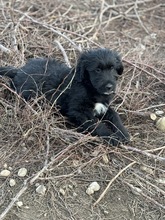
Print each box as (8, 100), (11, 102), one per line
(93, 103), (108, 116)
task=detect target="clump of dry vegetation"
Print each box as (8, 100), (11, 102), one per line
(0, 0), (165, 219)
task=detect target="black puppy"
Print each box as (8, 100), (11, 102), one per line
(0, 48), (129, 145)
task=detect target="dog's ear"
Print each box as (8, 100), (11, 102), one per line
(75, 56), (87, 82)
(116, 62), (124, 75)
(115, 53), (124, 75)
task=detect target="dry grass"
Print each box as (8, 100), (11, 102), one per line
(0, 0), (165, 219)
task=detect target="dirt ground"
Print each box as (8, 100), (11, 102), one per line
(0, 0), (165, 219)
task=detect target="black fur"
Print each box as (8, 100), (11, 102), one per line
(0, 48), (129, 146)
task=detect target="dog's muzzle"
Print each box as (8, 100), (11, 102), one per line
(103, 83), (115, 95)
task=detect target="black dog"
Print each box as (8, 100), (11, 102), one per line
(0, 48), (129, 146)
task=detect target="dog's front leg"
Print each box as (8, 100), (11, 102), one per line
(103, 107), (130, 145)
(67, 109), (112, 137)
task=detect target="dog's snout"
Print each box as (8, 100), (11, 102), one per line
(106, 83), (113, 91)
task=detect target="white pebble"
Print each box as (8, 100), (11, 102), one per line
(86, 182), (100, 195)
(36, 184), (47, 195)
(150, 113), (157, 121)
(131, 186), (142, 195)
(155, 110), (164, 116)
(73, 192), (78, 197)
(9, 179), (16, 187)
(18, 168), (27, 177)
(3, 163), (8, 168)
(16, 201), (23, 207)
(35, 183), (40, 187)
(156, 117), (165, 131)
(59, 188), (65, 196)
(0, 169), (11, 177)
(140, 165), (154, 175)
(102, 154), (109, 164)
(157, 178), (165, 184)
(86, 187), (94, 195)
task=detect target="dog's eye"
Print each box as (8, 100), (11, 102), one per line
(95, 68), (101, 73)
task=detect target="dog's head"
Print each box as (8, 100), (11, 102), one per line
(76, 48), (123, 96)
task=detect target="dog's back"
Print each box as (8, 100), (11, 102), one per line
(0, 58), (71, 101)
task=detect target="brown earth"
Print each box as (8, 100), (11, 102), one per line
(0, 0), (165, 219)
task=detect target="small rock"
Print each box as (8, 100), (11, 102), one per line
(21, 142), (26, 148)
(9, 179), (16, 187)
(156, 117), (165, 131)
(104, 210), (109, 215)
(36, 184), (47, 195)
(150, 113), (157, 121)
(16, 201), (23, 207)
(73, 192), (78, 197)
(91, 148), (100, 157)
(35, 183), (40, 187)
(86, 187), (94, 195)
(72, 160), (79, 166)
(86, 182), (100, 195)
(3, 163), (8, 169)
(59, 188), (65, 196)
(102, 154), (109, 164)
(135, 80), (140, 89)
(24, 206), (30, 209)
(157, 178), (165, 184)
(131, 186), (142, 195)
(68, 185), (73, 189)
(140, 165), (154, 175)
(0, 169), (11, 177)
(18, 168), (27, 177)
(155, 110), (164, 116)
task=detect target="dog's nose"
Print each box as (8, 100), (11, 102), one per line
(106, 83), (113, 91)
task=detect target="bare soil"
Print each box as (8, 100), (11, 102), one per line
(0, 0), (165, 220)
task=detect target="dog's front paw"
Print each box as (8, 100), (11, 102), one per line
(104, 131), (130, 146)
(114, 128), (130, 143)
(103, 135), (121, 146)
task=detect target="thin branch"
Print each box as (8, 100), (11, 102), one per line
(0, 183), (28, 219)
(134, 3), (149, 34)
(145, 145), (165, 153)
(55, 40), (71, 67)
(93, 161), (136, 206)
(123, 59), (164, 83)
(14, 9), (82, 52)
(133, 172), (165, 196)
(0, 44), (11, 53)
(124, 181), (165, 210)
(0, 83), (38, 115)
(120, 145), (165, 162)
(0, 140), (80, 220)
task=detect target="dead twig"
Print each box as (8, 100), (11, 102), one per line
(123, 59), (164, 83)
(124, 181), (165, 210)
(120, 145), (165, 162)
(134, 2), (149, 34)
(0, 83), (38, 115)
(14, 9), (82, 52)
(93, 161), (136, 206)
(0, 139), (83, 220)
(0, 44), (11, 53)
(145, 145), (165, 153)
(126, 104), (165, 112)
(0, 182), (28, 220)
(55, 40), (71, 67)
(133, 172), (165, 196)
